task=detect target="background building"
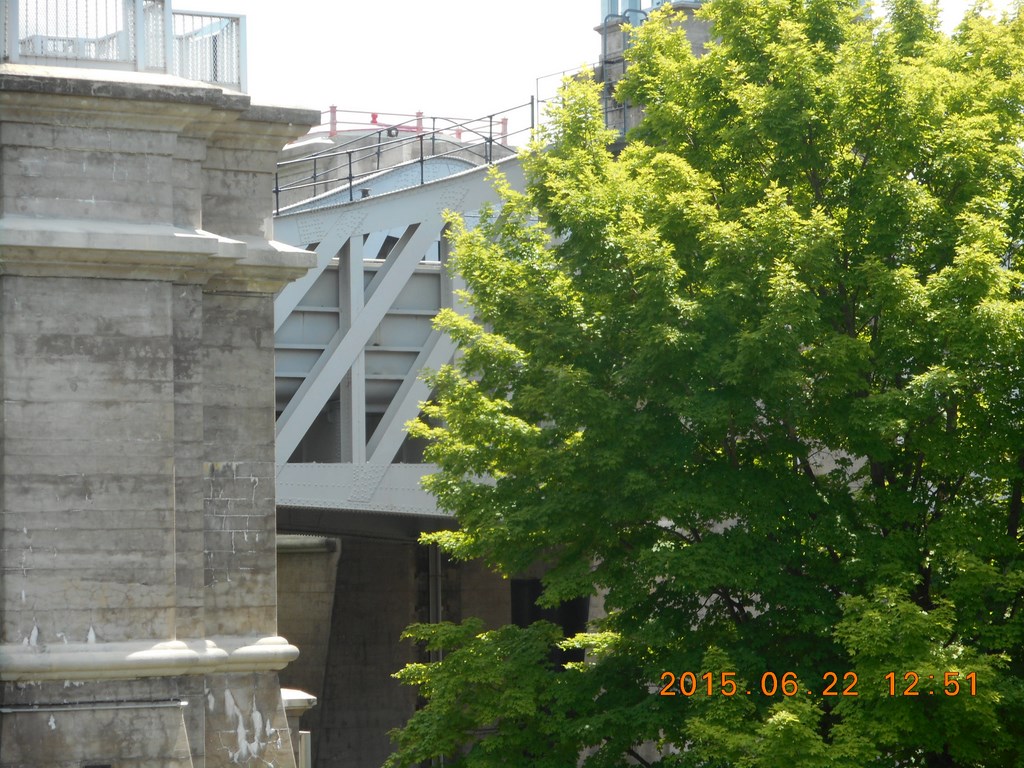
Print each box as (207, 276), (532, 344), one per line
(598, 0), (711, 135)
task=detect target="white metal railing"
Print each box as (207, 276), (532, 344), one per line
(1, 0), (246, 92)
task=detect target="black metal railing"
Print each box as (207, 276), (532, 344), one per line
(273, 100), (536, 215)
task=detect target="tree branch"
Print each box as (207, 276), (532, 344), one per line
(715, 588), (750, 625)
(627, 747), (653, 768)
(1008, 453), (1024, 540)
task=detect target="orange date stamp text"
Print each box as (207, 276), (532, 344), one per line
(657, 670), (977, 697)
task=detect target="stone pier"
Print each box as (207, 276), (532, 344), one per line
(0, 65), (316, 767)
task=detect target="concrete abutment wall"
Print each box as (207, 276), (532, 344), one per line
(0, 64), (317, 767)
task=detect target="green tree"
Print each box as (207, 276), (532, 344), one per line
(387, 1), (1024, 765)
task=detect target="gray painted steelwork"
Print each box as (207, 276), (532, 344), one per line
(273, 144), (525, 517)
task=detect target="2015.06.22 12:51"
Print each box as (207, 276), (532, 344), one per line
(658, 671), (978, 697)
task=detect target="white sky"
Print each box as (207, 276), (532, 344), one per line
(179, 0), (596, 125)
(176, 0), (999, 127)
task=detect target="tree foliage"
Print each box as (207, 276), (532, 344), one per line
(387, 1), (1024, 765)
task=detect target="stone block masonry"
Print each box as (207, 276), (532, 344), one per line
(0, 63), (318, 767)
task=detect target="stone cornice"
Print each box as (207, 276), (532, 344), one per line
(0, 636), (299, 682)
(0, 63), (251, 109)
(0, 83), (239, 137)
(204, 236), (317, 293)
(0, 74), (318, 155)
(0, 216), (314, 292)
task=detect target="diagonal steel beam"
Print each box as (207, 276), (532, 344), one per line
(275, 220), (442, 463)
(273, 209), (366, 332)
(366, 241), (467, 466)
(366, 328), (458, 465)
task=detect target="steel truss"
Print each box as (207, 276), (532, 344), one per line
(273, 157), (525, 516)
